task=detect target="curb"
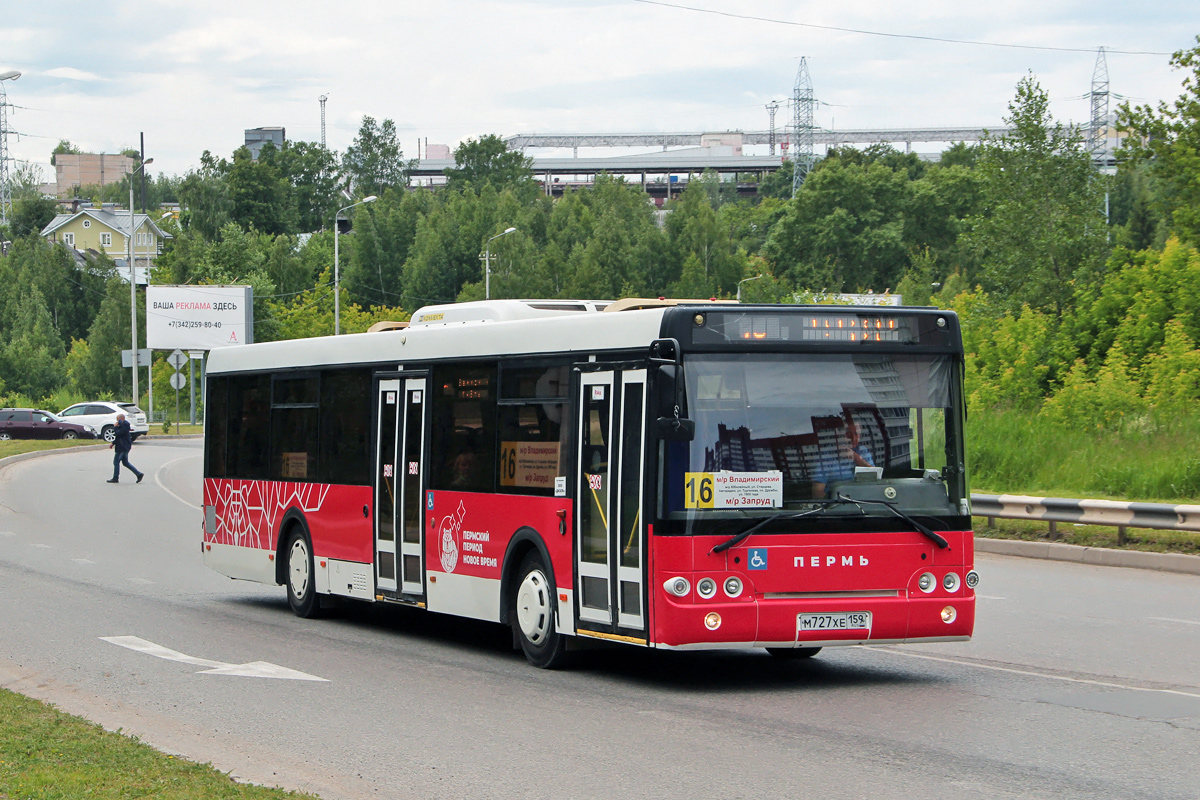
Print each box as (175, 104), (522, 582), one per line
(0, 437), (201, 475)
(0, 443), (109, 473)
(975, 536), (1200, 576)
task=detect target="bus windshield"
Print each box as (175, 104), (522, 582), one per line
(660, 352), (967, 526)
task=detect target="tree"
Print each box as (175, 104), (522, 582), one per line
(272, 140), (341, 233)
(227, 144), (296, 235)
(0, 284), (66, 398)
(49, 139), (81, 167)
(962, 75), (1108, 314)
(177, 151), (233, 241)
(342, 116), (407, 197)
(757, 160), (794, 199)
(444, 134), (535, 194)
(1118, 37), (1200, 246)
(762, 158), (910, 292)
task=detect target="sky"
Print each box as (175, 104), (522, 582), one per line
(2, 1), (1197, 182)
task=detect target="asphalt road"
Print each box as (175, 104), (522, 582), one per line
(1, 441), (1198, 800)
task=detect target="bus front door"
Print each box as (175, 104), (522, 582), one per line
(576, 370), (647, 638)
(375, 376), (428, 599)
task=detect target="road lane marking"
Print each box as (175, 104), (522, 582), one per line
(72, 558), (95, 565)
(32, 543), (50, 549)
(127, 578), (154, 585)
(1150, 616), (1200, 626)
(155, 454), (201, 511)
(101, 636), (328, 682)
(977, 595), (1006, 600)
(866, 646), (1200, 699)
(0, 531), (14, 536)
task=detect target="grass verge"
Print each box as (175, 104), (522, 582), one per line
(973, 516), (1200, 556)
(0, 439), (100, 459)
(0, 688), (317, 799)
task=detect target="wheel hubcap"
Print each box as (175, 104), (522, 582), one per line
(516, 569), (551, 644)
(289, 539), (310, 598)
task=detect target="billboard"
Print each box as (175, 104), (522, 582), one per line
(146, 285), (253, 350)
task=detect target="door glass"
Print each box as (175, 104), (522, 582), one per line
(400, 385), (424, 589)
(377, 389), (398, 582)
(402, 389), (422, 546)
(579, 382), (611, 611)
(618, 382), (644, 619)
(618, 384), (643, 571)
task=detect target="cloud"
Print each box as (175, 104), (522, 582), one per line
(44, 67), (103, 82)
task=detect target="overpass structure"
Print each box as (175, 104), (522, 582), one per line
(409, 151), (785, 199)
(504, 127), (1012, 154)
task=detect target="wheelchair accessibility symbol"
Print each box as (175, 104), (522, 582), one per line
(748, 548), (768, 570)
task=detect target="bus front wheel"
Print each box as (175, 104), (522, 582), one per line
(285, 529), (321, 618)
(512, 551), (569, 669)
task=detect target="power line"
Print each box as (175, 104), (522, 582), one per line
(631, 0), (1174, 56)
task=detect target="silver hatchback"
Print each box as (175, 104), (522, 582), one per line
(58, 402), (150, 443)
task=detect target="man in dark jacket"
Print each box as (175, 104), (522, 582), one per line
(107, 413), (144, 484)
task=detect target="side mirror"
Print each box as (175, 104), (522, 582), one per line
(648, 338), (680, 365)
(653, 363), (695, 441)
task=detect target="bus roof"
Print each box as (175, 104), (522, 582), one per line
(206, 301), (672, 375)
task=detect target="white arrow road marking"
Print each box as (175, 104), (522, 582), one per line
(101, 636), (329, 682)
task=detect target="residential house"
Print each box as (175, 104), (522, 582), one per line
(40, 207), (173, 284)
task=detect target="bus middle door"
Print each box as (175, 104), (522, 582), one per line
(576, 369), (648, 641)
(374, 374), (429, 600)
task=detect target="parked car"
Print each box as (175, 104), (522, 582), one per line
(57, 402), (149, 444)
(0, 408), (99, 440)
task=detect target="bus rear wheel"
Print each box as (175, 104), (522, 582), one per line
(285, 529), (321, 618)
(512, 551), (569, 669)
(767, 647), (822, 660)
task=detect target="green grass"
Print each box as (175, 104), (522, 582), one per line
(969, 408), (1200, 502)
(0, 439), (100, 459)
(0, 688), (318, 799)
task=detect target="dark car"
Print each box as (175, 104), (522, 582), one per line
(0, 408), (99, 440)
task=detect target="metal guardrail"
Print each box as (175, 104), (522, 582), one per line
(971, 493), (1200, 544)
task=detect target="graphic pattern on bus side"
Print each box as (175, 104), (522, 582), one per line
(204, 478), (332, 550)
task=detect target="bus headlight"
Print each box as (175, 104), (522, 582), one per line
(723, 576), (742, 598)
(943, 572), (961, 593)
(696, 577), (717, 599)
(941, 606), (957, 624)
(918, 572), (936, 593)
(664, 577), (690, 597)
(965, 570), (979, 589)
(704, 612), (722, 630)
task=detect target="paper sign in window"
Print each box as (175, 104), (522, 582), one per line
(499, 441), (560, 489)
(282, 452), (309, 479)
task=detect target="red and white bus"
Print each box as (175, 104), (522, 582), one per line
(202, 299), (976, 667)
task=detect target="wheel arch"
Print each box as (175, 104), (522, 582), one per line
(498, 526), (556, 627)
(275, 508), (311, 586)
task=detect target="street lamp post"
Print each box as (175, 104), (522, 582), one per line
(737, 274), (763, 302)
(128, 157), (153, 405)
(333, 195), (377, 335)
(482, 227), (517, 300)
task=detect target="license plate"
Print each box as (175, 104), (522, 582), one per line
(797, 612), (871, 632)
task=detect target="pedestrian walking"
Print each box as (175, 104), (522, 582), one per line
(107, 413), (144, 484)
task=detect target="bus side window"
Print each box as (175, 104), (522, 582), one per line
(431, 364), (497, 493)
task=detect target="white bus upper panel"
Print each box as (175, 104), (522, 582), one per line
(206, 302), (669, 375)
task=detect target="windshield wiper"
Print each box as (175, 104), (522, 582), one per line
(708, 492), (949, 554)
(709, 496), (856, 554)
(832, 493), (950, 549)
